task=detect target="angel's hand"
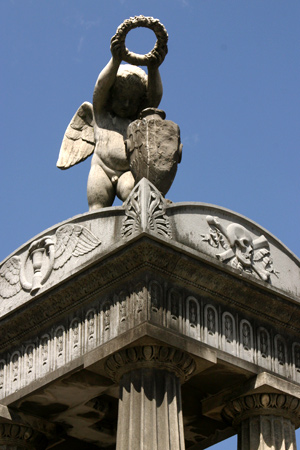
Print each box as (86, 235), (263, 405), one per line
(110, 36), (122, 63)
(146, 45), (168, 68)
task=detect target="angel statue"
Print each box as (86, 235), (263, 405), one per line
(57, 16), (168, 210)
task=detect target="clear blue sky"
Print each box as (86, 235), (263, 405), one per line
(1, 1), (299, 447)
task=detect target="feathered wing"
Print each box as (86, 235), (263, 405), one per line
(0, 256), (22, 299)
(57, 102), (95, 169)
(54, 224), (101, 269)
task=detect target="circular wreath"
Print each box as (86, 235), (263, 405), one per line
(112, 16), (168, 66)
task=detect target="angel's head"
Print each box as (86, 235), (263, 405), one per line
(109, 65), (147, 119)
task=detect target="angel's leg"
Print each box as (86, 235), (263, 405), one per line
(116, 170), (135, 202)
(87, 164), (114, 210)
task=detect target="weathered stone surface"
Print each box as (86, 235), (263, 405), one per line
(105, 346), (196, 384)
(1, 179), (299, 322)
(237, 416), (297, 450)
(125, 108), (182, 195)
(57, 17), (169, 210)
(116, 368), (185, 450)
(0, 179), (299, 448)
(223, 394), (300, 450)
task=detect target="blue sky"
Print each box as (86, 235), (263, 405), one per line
(1, 1), (299, 447)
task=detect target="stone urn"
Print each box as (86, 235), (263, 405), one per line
(125, 108), (182, 196)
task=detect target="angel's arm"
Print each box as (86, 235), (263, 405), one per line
(145, 43), (167, 108)
(93, 38), (122, 121)
(147, 66), (163, 108)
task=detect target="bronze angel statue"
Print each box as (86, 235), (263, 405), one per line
(57, 16), (168, 210)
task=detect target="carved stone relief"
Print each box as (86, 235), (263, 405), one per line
(202, 216), (278, 282)
(55, 326), (65, 368)
(186, 297), (200, 340)
(10, 351), (21, 391)
(149, 281), (163, 325)
(223, 393), (300, 428)
(134, 283), (146, 323)
(239, 319), (254, 362)
(275, 335), (288, 376)
(149, 281), (161, 314)
(86, 309), (97, 350)
(222, 312), (236, 355)
(0, 423), (48, 449)
(119, 291), (128, 324)
(292, 343), (300, 382)
(257, 327), (271, 369)
(121, 179), (171, 239)
(40, 334), (50, 375)
(0, 224), (101, 299)
(70, 318), (81, 358)
(25, 344), (35, 382)
(104, 302), (111, 332)
(105, 346), (195, 384)
(0, 256), (22, 299)
(224, 315), (233, 342)
(125, 106), (182, 197)
(121, 184), (142, 237)
(147, 184), (172, 238)
(1, 279), (300, 400)
(167, 289), (182, 332)
(204, 304), (218, 347)
(101, 300), (116, 342)
(19, 237), (55, 295)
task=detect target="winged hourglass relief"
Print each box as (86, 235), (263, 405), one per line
(201, 215), (279, 282)
(0, 224), (101, 299)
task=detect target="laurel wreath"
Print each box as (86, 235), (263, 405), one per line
(112, 16), (168, 66)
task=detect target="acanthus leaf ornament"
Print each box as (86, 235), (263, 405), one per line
(147, 184), (172, 238)
(121, 179), (171, 239)
(121, 184), (142, 237)
(202, 215), (279, 282)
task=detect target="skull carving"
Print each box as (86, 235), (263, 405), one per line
(227, 224), (253, 267)
(203, 215), (276, 281)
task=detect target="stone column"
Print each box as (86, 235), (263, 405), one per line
(223, 393), (300, 450)
(0, 422), (48, 449)
(106, 345), (196, 450)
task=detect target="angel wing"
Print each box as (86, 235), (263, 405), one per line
(0, 256), (22, 299)
(54, 224), (101, 270)
(57, 102), (95, 169)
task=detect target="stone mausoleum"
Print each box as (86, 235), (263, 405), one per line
(0, 16), (300, 450)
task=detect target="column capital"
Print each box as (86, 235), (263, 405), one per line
(223, 393), (300, 427)
(105, 345), (196, 383)
(0, 422), (48, 449)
